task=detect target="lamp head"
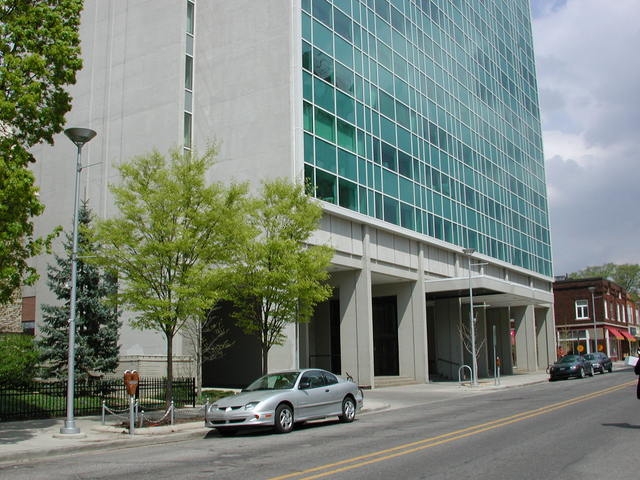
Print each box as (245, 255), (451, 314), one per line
(64, 127), (97, 146)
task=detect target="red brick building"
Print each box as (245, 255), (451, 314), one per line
(553, 277), (639, 361)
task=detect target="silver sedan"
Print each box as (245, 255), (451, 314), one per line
(204, 369), (364, 435)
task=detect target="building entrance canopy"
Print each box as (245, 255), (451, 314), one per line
(425, 275), (553, 308)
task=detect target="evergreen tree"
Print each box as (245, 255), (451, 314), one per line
(37, 202), (121, 380)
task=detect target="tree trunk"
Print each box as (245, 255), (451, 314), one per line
(166, 332), (173, 407)
(195, 320), (202, 396)
(262, 345), (268, 375)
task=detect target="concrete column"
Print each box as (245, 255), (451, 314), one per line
(535, 307), (555, 369)
(334, 226), (374, 387)
(475, 307), (488, 378)
(337, 269), (373, 387)
(513, 305), (537, 372)
(433, 298), (464, 379)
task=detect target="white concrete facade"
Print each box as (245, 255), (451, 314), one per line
(27, 1), (555, 387)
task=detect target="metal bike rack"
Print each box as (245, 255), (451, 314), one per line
(458, 365), (472, 385)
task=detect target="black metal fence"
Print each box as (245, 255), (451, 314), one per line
(0, 377), (195, 422)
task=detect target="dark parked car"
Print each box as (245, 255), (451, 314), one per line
(549, 354), (594, 381)
(583, 352), (613, 374)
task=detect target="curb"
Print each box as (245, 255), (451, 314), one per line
(0, 425), (209, 466)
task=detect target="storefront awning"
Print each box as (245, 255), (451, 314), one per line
(619, 329), (636, 341)
(605, 326), (625, 340)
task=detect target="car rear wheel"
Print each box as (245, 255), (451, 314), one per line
(607, 365), (613, 373)
(274, 404), (294, 434)
(339, 397), (356, 423)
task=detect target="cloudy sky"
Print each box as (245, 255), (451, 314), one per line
(529, 0), (640, 275)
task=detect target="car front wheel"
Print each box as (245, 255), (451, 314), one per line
(339, 397), (356, 423)
(274, 404), (294, 434)
(577, 367), (585, 379)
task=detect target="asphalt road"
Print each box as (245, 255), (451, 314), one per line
(2, 371), (638, 480)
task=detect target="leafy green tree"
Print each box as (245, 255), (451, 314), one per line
(0, 0), (83, 303)
(0, 143), (57, 304)
(92, 146), (248, 403)
(225, 179), (334, 374)
(37, 202), (121, 380)
(0, 333), (39, 386)
(570, 263), (640, 300)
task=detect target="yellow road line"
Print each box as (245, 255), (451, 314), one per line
(269, 381), (634, 480)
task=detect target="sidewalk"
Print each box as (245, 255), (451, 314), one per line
(0, 364), (627, 465)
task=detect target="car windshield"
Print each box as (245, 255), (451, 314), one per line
(584, 354), (600, 361)
(559, 355), (581, 363)
(243, 372), (301, 391)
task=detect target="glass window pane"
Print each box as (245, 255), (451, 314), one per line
(398, 151), (411, 177)
(186, 1), (194, 34)
(335, 63), (354, 93)
(313, 49), (334, 83)
(316, 169), (337, 204)
(303, 70), (313, 101)
(336, 90), (355, 122)
(303, 102), (313, 132)
(334, 9), (352, 41)
(383, 169), (398, 197)
(315, 108), (335, 142)
(314, 77), (335, 112)
(313, 20), (333, 55)
(302, 41), (312, 71)
(381, 142), (397, 170)
(401, 203), (414, 229)
(302, 12), (312, 40)
(338, 149), (357, 180)
(335, 35), (353, 67)
(315, 137), (336, 172)
(337, 120), (355, 151)
(339, 178), (357, 210)
(183, 112), (192, 148)
(185, 55), (193, 90)
(313, 0), (333, 28)
(383, 195), (399, 224)
(304, 133), (314, 164)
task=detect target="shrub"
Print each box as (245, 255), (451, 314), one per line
(0, 334), (39, 387)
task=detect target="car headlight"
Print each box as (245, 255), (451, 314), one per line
(244, 401), (260, 410)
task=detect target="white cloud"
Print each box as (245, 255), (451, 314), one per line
(531, 0), (640, 274)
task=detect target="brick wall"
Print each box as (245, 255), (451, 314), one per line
(0, 294), (22, 333)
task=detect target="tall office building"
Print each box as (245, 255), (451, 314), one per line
(29, 0), (555, 387)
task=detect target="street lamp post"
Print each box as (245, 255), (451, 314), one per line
(60, 127), (96, 435)
(588, 286), (597, 354)
(462, 248), (478, 386)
